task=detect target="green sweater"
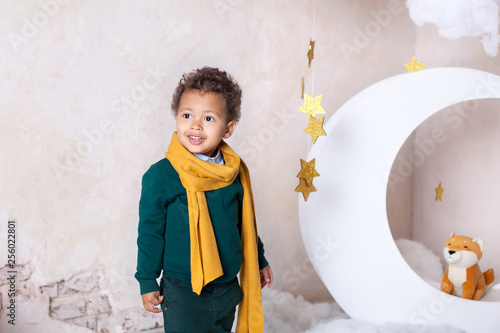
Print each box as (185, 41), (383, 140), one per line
(135, 158), (268, 295)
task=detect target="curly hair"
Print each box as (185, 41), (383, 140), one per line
(171, 67), (242, 123)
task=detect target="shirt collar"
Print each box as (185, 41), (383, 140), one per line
(193, 149), (224, 165)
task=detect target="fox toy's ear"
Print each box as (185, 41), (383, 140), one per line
(450, 232), (455, 238)
(473, 238), (484, 252)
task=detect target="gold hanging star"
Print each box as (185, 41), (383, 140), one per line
(403, 56), (426, 73)
(307, 38), (315, 68)
(295, 178), (317, 201)
(298, 94), (326, 118)
(435, 182), (444, 201)
(301, 77), (305, 99)
(304, 115), (326, 143)
(297, 158), (320, 186)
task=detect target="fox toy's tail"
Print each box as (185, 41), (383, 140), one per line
(484, 268), (494, 286)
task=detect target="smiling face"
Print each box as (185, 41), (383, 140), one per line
(176, 89), (236, 157)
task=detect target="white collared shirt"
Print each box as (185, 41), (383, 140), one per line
(193, 149), (224, 165)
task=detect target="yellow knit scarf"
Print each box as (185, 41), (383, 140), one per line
(165, 132), (263, 333)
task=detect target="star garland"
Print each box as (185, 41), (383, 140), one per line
(304, 115), (326, 143)
(298, 93), (327, 143)
(301, 77), (305, 99)
(295, 35), (327, 201)
(298, 93), (326, 118)
(403, 56), (426, 73)
(295, 178), (317, 201)
(435, 182), (444, 201)
(307, 38), (315, 68)
(297, 158), (320, 186)
(295, 159), (319, 201)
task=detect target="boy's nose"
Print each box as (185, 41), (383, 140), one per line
(191, 119), (202, 130)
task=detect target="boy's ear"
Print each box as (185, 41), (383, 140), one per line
(223, 121), (236, 139)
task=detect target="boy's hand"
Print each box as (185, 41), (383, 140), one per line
(260, 265), (273, 289)
(141, 291), (164, 313)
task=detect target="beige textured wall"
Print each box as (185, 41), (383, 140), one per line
(1, 0), (498, 331)
(410, 99), (500, 275)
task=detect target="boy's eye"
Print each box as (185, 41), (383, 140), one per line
(205, 116), (214, 122)
(182, 114), (191, 119)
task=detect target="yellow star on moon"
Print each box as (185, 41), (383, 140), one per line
(307, 38), (315, 68)
(297, 158), (320, 186)
(295, 178), (317, 201)
(304, 115), (326, 143)
(435, 182), (444, 201)
(403, 56), (426, 73)
(298, 94), (326, 118)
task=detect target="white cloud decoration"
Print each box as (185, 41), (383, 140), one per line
(406, 0), (500, 56)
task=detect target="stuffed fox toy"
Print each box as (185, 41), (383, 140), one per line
(441, 232), (494, 300)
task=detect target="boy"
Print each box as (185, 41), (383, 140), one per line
(135, 67), (273, 333)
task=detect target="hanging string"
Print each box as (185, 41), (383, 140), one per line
(311, 0), (316, 97)
(307, 0), (316, 151)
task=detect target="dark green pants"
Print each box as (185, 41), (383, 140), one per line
(160, 274), (242, 333)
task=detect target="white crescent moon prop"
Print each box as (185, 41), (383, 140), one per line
(299, 68), (500, 332)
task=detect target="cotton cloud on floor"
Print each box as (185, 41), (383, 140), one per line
(406, 0), (500, 56)
(261, 289), (463, 333)
(260, 239), (465, 333)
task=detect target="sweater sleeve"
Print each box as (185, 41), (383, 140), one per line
(135, 164), (169, 295)
(257, 236), (269, 270)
